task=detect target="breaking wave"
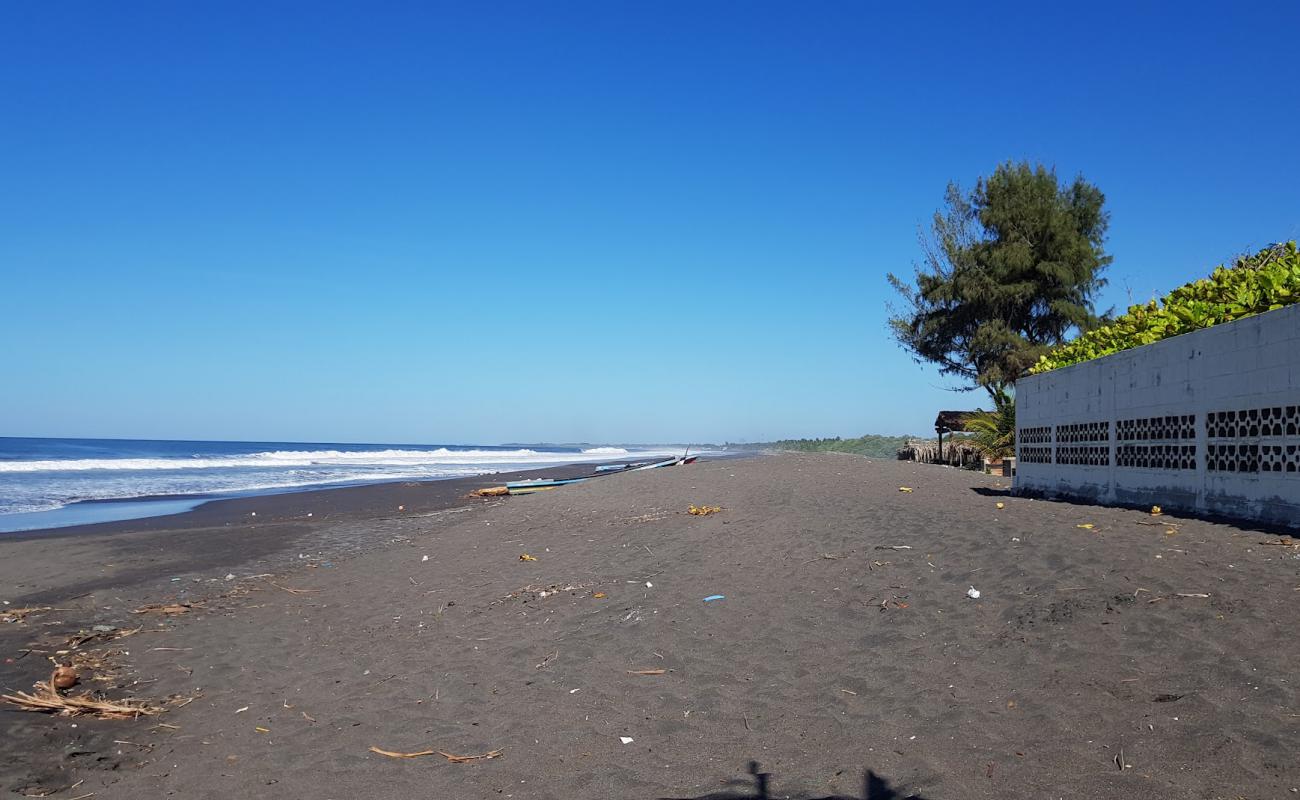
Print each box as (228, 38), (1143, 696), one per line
(0, 448), (657, 473)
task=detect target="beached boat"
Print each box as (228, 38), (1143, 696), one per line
(506, 453), (698, 495)
(505, 476), (590, 489)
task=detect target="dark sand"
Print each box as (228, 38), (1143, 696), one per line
(2, 454), (1298, 799)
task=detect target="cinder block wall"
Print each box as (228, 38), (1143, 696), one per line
(1014, 304), (1300, 526)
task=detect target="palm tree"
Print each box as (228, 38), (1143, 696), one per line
(963, 388), (1015, 460)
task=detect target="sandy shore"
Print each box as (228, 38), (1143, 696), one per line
(2, 453), (1297, 799)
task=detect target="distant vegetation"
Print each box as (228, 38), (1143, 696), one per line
(1032, 242), (1300, 374)
(746, 435), (921, 458)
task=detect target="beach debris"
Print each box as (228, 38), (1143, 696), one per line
(645, 582), (653, 588)
(627, 669), (667, 676)
(224, 573), (236, 581)
(874, 545), (913, 551)
(1, 606), (56, 624)
(500, 583), (591, 603)
(471, 486), (509, 497)
(1151, 505), (1163, 516)
(422, 555), (429, 562)
(66, 625), (143, 650)
(967, 586), (981, 599)
(592, 592), (606, 599)
(235, 706), (249, 713)
(688, 504), (722, 516)
(619, 737), (634, 745)
(1076, 523), (1095, 530)
(519, 553), (538, 562)
(398, 505), (405, 511)
(1, 670), (162, 719)
(898, 487), (914, 493)
(1174, 592), (1210, 598)
(877, 593), (910, 612)
(132, 602), (197, 615)
(703, 595), (725, 602)
(996, 502), (1005, 509)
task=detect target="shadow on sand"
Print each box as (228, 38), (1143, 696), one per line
(660, 760), (930, 800)
(972, 485), (1299, 538)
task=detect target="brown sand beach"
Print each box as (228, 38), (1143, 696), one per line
(2, 453), (1298, 799)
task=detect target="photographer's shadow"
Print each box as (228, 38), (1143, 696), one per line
(661, 760), (930, 800)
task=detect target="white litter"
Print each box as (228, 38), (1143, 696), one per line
(645, 582), (653, 589)
(224, 573), (235, 581)
(619, 737), (634, 745)
(421, 555), (429, 562)
(235, 706), (249, 714)
(967, 586), (981, 599)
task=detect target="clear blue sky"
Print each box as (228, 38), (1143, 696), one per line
(3, 2), (1298, 445)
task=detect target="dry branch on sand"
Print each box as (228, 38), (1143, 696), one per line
(265, 580), (319, 595)
(133, 603), (199, 615)
(66, 626), (143, 649)
(369, 746), (504, 762)
(1, 606), (60, 624)
(1, 671), (162, 719)
(687, 504), (722, 516)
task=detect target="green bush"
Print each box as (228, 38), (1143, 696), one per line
(1029, 242), (1300, 374)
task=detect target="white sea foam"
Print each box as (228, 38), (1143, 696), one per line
(0, 444), (697, 518)
(0, 447), (669, 473)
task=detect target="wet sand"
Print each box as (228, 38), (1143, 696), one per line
(2, 453), (1297, 799)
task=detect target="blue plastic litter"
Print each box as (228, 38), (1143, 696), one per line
(703, 595), (725, 602)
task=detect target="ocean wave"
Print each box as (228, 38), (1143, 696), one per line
(0, 447), (671, 473)
(0, 465), (497, 515)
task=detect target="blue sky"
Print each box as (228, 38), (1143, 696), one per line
(2, 1), (1298, 445)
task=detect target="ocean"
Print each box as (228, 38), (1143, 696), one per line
(0, 437), (685, 533)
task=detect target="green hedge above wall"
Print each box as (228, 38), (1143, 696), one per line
(1029, 242), (1300, 375)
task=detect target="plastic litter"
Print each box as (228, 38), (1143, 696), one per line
(703, 595), (725, 602)
(967, 586), (981, 599)
(619, 737), (634, 745)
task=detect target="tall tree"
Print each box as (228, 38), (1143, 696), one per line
(888, 161), (1110, 400)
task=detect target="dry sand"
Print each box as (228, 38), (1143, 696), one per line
(2, 453), (1298, 799)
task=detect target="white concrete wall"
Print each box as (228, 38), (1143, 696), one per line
(1014, 303), (1300, 526)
